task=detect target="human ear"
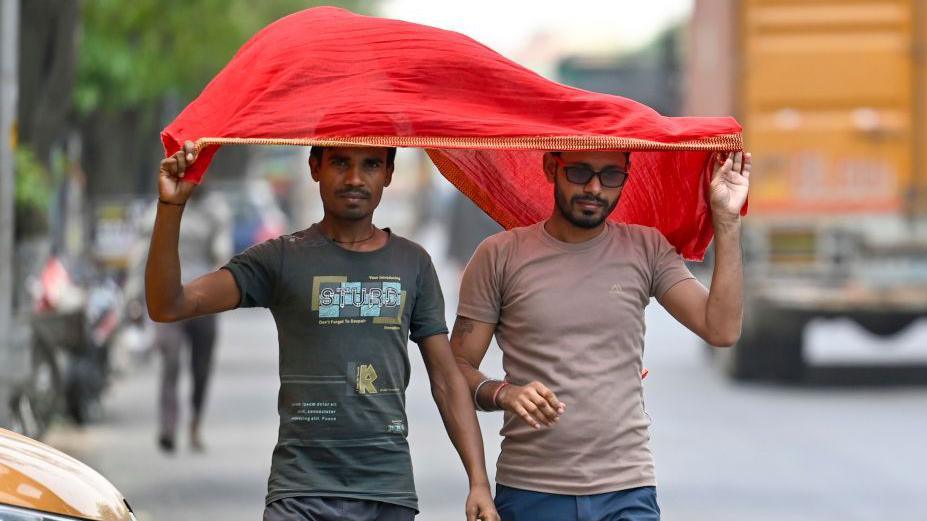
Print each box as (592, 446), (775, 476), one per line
(384, 163), (394, 188)
(309, 156), (320, 182)
(542, 153), (557, 184)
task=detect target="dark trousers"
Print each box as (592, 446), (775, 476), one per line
(263, 496), (416, 521)
(156, 314), (217, 438)
(495, 484), (660, 521)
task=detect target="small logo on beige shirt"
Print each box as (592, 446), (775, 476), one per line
(609, 283), (623, 295)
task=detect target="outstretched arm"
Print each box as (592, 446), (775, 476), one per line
(145, 140), (240, 322)
(661, 151), (750, 347)
(419, 333), (499, 521)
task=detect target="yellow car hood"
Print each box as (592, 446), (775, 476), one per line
(0, 428), (133, 520)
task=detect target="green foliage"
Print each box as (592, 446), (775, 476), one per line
(14, 146), (53, 211)
(14, 146), (55, 237)
(74, 0), (371, 114)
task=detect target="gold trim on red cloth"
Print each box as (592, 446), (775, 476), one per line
(193, 134), (744, 155)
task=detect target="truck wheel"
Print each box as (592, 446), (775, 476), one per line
(767, 309), (806, 382)
(721, 304), (806, 382)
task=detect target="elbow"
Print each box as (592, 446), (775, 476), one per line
(706, 331), (741, 348)
(147, 307), (177, 323)
(454, 355), (477, 374)
(146, 300), (182, 323)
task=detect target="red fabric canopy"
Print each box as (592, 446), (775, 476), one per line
(162, 7), (743, 260)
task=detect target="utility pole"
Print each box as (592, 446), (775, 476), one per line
(0, 0), (20, 426)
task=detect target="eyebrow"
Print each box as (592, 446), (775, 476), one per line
(569, 161), (626, 169)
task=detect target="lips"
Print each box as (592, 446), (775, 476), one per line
(575, 199), (604, 210)
(338, 191), (369, 201)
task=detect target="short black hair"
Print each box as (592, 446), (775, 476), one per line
(310, 146), (397, 166)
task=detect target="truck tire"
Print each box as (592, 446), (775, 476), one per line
(722, 303), (806, 382)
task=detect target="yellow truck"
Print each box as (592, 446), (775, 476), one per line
(688, 0), (927, 380)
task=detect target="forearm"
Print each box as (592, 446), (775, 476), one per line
(431, 366), (491, 488)
(705, 214), (744, 346)
(145, 202), (187, 321)
(451, 316), (505, 411)
(454, 357), (504, 409)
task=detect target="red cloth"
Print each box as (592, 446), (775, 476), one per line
(162, 7), (743, 260)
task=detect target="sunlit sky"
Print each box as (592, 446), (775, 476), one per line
(381, 0), (692, 57)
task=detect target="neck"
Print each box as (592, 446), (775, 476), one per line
(544, 210), (607, 244)
(319, 215), (376, 243)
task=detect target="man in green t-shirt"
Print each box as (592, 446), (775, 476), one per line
(146, 141), (498, 521)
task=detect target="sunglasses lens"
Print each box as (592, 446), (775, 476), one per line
(599, 170), (628, 188)
(565, 167), (594, 185)
(564, 166), (627, 188)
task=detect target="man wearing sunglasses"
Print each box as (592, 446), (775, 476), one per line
(451, 150), (750, 520)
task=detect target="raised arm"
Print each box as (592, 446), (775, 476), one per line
(419, 333), (499, 521)
(145, 140), (240, 323)
(660, 151), (750, 347)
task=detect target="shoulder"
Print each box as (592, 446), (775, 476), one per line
(616, 223), (668, 246)
(388, 233), (439, 273)
(284, 227), (328, 248)
(236, 228), (310, 260)
(608, 223), (675, 265)
(390, 232), (430, 258)
(475, 223), (535, 257)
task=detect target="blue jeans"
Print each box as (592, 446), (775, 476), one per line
(494, 484), (660, 521)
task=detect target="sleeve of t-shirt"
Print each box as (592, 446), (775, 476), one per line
(650, 230), (696, 300)
(409, 254), (450, 343)
(221, 238), (282, 308)
(456, 236), (502, 324)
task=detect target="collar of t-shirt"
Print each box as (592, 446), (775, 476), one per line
(536, 220), (611, 252)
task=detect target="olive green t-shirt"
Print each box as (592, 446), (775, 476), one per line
(223, 224), (448, 511)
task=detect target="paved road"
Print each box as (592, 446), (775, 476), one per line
(44, 243), (927, 520)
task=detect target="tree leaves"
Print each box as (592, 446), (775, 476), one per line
(74, 0), (371, 114)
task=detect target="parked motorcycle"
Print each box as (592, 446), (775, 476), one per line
(28, 255), (125, 425)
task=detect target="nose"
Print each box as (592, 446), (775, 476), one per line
(583, 173), (603, 194)
(344, 165), (365, 187)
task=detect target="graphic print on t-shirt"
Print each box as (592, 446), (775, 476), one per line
(310, 275), (406, 326)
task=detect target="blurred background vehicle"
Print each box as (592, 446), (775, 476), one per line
(688, 0), (927, 381)
(4, 238), (53, 441)
(212, 179), (289, 254)
(0, 427), (136, 521)
(29, 253), (125, 426)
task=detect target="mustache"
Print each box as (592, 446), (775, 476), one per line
(336, 188), (371, 198)
(571, 195), (607, 207)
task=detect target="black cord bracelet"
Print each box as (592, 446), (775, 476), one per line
(158, 198), (186, 207)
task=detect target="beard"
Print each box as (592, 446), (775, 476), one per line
(553, 177), (620, 229)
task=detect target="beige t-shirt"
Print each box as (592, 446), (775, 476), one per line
(458, 220), (694, 495)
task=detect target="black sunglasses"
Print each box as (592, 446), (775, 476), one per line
(552, 155), (630, 188)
